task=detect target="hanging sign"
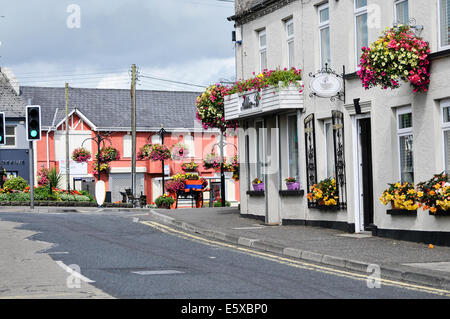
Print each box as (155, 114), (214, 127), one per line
(309, 73), (343, 98)
(308, 64), (345, 102)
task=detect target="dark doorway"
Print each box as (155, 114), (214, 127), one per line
(359, 118), (374, 229)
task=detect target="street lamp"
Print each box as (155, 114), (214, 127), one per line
(158, 125), (168, 195)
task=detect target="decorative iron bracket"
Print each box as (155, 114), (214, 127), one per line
(308, 63), (346, 104)
(393, 18), (424, 36)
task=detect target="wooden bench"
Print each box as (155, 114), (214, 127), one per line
(125, 189), (147, 208)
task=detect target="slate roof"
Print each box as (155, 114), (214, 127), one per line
(20, 86), (202, 131)
(0, 71), (26, 117)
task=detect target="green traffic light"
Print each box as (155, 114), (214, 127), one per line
(30, 130), (38, 138)
(0, 136), (2, 142)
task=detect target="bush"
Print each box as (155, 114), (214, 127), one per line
(214, 200), (231, 207)
(3, 176), (29, 191)
(155, 194), (175, 208)
(7, 192), (30, 202)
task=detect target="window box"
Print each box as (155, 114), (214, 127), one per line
(224, 82), (304, 120)
(279, 190), (304, 196)
(246, 190), (265, 196)
(387, 209), (417, 216)
(429, 210), (449, 216)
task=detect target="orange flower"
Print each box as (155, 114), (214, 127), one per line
(430, 207), (437, 213)
(429, 191), (436, 196)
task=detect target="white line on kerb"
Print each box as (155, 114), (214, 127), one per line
(55, 261), (95, 283)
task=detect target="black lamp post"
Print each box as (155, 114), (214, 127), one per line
(158, 126), (168, 195)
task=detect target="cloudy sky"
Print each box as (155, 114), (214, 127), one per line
(0, 0), (236, 91)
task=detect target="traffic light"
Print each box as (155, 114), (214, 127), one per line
(0, 112), (5, 145)
(26, 105), (41, 141)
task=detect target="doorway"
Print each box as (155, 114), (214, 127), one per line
(357, 118), (374, 231)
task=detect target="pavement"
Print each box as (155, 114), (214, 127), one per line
(0, 219), (112, 299)
(2, 206), (450, 292)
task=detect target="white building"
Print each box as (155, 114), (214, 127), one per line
(227, 0), (450, 245)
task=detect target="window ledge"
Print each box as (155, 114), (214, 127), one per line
(429, 48), (450, 60)
(246, 190), (265, 196)
(386, 209), (417, 216)
(279, 189), (304, 196)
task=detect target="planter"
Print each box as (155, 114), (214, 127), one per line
(387, 209), (417, 216)
(252, 183), (264, 191)
(286, 182), (300, 191)
(157, 204), (171, 209)
(224, 82), (304, 120)
(429, 209), (449, 216)
(185, 180), (204, 190)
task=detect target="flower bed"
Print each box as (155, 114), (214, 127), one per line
(358, 25), (431, 93)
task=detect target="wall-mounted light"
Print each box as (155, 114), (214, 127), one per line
(354, 98), (361, 114)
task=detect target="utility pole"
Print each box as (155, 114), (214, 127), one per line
(220, 131), (226, 207)
(65, 83), (70, 191)
(131, 64), (137, 206)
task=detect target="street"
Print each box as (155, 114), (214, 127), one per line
(0, 210), (447, 299)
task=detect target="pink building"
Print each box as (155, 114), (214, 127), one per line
(20, 86), (240, 206)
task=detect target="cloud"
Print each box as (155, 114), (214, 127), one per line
(1, 0), (236, 91)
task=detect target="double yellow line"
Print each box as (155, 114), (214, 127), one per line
(141, 220), (450, 298)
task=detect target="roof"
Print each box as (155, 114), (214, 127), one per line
(0, 70), (26, 117)
(19, 86), (203, 131)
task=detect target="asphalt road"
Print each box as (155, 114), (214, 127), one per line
(0, 210), (447, 299)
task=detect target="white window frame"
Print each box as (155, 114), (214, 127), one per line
(123, 134), (132, 158)
(441, 99), (450, 171)
(255, 119), (265, 180)
(394, 0), (409, 25)
(258, 29), (267, 73)
(318, 3), (330, 68)
(354, 0), (368, 69)
(4, 125), (16, 148)
(184, 134), (195, 158)
(286, 114), (299, 179)
(438, 0), (450, 50)
(397, 106), (414, 182)
(285, 18), (294, 68)
(324, 119), (335, 178)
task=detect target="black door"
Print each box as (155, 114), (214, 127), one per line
(359, 118), (374, 229)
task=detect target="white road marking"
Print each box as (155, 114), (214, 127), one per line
(131, 270), (184, 275)
(232, 226), (265, 230)
(55, 261), (95, 283)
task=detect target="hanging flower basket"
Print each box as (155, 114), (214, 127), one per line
(92, 161), (110, 175)
(171, 143), (189, 160)
(97, 146), (120, 163)
(181, 162), (199, 172)
(358, 25), (431, 93)
(72, 147), (91, 163)
(196, 84), (238, 131)
(138, 144), (171, 161)
(203, 153), (222, 170)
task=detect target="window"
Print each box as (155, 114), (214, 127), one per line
(442, 100), (450, 172)
(258, 30), (267, 72)
(123, 134), (132, 158)
(255, 120), (264, 179)
(5, 126), (16, 147)
(395, 0), (409, 25)
(286, 19), (295, 68)
(355, 0), (368, 66)
(397, 107), (414, 183)
(318, 3), (330, 68)
(184, 134), (195, 157)
(439, 0), (450, 48)
(324, 120), (335, 178)
(287, 115), (299, 179)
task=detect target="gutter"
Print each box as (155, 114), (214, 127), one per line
(227, 0), (279, 22)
